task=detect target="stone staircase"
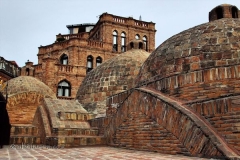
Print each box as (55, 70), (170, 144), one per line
(112, 111), (190, 155)
(45, 127), (106, 147)
(10, 124), (42, 145)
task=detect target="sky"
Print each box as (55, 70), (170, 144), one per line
(0, 0), (239, 67)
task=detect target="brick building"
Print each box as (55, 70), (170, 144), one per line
(21, 13), (156, 99)
(0, 56), (20, 83)
(4, 3), (240, 159)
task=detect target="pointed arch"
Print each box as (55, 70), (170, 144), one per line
(113, 30), (118, 52)
(135, 34), (140, 40)
(121, 32), (126, 52)
(87, 55), (93, 73)
(96, 56), (102, 67)
(143, 36), (148, 51)
(57, 80), (71, 97)
(60, 54), (68, 65)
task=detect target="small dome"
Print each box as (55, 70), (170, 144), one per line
(6, 76), (56, 98)
(76, 49), (149, 115)
(209, 4), (239, 21)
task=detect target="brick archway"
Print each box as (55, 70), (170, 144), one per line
(105, 88), (239, 159)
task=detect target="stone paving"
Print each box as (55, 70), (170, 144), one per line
(0, 145), (212, 160)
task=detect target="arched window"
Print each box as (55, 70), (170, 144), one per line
(121, 32), (126, 52)
(57, 80), (71, 97)
(139, 42), (143, 49)
(87, 55), (93, 73)
(26, 68), (30, 76)
(130, 42), (134, 49)
(96, 56), (102, 67)
(60, 54), (68, 65)
(216, 7), (223, 19)
(135, 34), (140, 40)
(232, 7), (238, 18)
(112, 31), (118, 51)
(143, 36), (148, 51)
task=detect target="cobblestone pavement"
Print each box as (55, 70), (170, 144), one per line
(0, 145), (212, 160)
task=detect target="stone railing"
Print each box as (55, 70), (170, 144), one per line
(87, 40), (103, 48)
(61, 33), (85, 40)
(134, 20), (148, 27)
(113, 16), (126, 23)
(57, 65), (74, 72)
(58, 111), (95, 121)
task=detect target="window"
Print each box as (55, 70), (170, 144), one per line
(60, 54), (68, 65)
(130, 42), (134, 49)
(216, 7), (223, 19)
(143, 36), (148, 51)
(96, 56), (102, 67)
(232, 7), (238, 18)
(57, 80), (71, 97)
(135, 34), (140, 40)
(121, 32), (126, 52)
(112, 31), (118, 51)
(139, 42), (143, 49)
(87, 55), (93, 73)
(26, 68), (30, 76)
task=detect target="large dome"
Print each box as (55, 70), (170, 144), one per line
(76, 49), (149, 116)
(136, 18), (240, 101)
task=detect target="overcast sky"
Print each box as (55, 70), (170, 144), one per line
(0, 0), (239, 67)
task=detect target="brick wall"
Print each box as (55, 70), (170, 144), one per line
(102, 88), (238, 158)
(99, 88), (239, 158)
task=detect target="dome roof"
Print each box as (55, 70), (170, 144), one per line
(76, 49), (149, 104)
(136, 18), (240, 87)
(6, 76), (56, 98)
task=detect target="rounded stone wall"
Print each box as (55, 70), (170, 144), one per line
(136, 18), (240, 101)
(76, 49), (149, 116)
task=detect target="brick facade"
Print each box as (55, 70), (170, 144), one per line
(21, 13), (156, 99)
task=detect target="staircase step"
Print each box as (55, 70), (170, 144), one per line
(56, 128), (99, 136)
(11, 124), (38, 136)
(46, 136), (106, 147)
(10, 136), (42, 144)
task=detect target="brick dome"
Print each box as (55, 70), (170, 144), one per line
(6, 76), (56, 98)
(76, 49), (149, 116)
(136, 18), (240, 101)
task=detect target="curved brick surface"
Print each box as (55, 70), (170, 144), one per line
(6, 76), (56, 98)
(136, 18), (240, 101)
(76, 49), (149, 115)
(103, 88), (240, 159)
(7, 92), (44, 124)
(5, 76), (56, 124)
(187, 95), (240, 153)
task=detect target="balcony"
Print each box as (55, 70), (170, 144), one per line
(0, 57), (20, 78)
